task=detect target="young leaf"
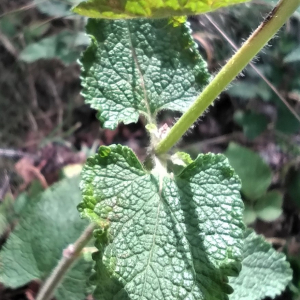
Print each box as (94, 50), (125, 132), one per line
(0, 177), (93, 300)
(284, 45), (300, 63)
(73, 0), (249, 19)
(233, 110), (268, 140)
(243, 204), (257, 225)
(275, 104), (300, 134)
(254, 190), (283, 222)
(34, 0), (80, 17)
(242, 191), (283, 224)
(19, 36), (56, 62)
(228, 81), (272, 102)
(229, 229), (292, 300)
(79, 144), (245, 299)
(0, 193), (28, 238)
(225, 143), (272, 200)
(80, 18), (210, 129)
(20, 30), (87, 64)
(168, 151), (194, 175)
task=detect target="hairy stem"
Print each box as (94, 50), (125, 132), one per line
(35, 223), (95, 300)
(155, 0), (300, 155)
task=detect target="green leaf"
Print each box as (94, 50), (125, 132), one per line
(0, 15), (21, 38)
(34, 0), (81, 17)
(254, 190), (283, 222)
(243, 204), (256, 225)
(168, 151), (194, 174)
(20, 35), (55, 62)
(234, 110), (268, 140)
(174, 151), (193, 165)
(23, 23), (51, 42)
(242, 191), (283, 224)
(79, 144), (245, 299)
(0, 193), (28, 237)
(19, 30), (87, 64)
(284, 45), (300, 63)
(228, 82), (260, 100)
(275, 105), (300, 134)
(224, 143), (272, 200)
(229, 229), (292, 300)
(228, 81), (272, 102)
(0, 177), (93, 300)
(0, 195), (15, 237)
(73, 0), (249, 19)
(80, 18), (210, 129)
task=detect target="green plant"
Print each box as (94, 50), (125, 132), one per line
(0, 176), (94, 300)
(225, 142), (284, 224)
(224, 0), (300, 137)
(19, 30), (90, 64)
(33, 0), (82, 17)
(0, 0), (299, 300)
(0, 1), (89, 65)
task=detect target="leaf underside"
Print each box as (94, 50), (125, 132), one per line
(79, 144), (245, 300)
(73, 0), (249, 19)
(229, 229), (292, 300)
(0, 177), (93, 300)
(80, 18), (210, 129)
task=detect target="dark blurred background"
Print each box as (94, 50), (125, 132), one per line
(1, 0), (300, 299)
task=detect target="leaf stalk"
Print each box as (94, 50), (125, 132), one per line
(35, 223), (95, 300)
(155, 0), (300, 155)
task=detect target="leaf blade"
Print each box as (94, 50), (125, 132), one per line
(80, 145), (245, 299)
(229, 229), (292, 300)
(80, 18), (210, 129)
(0, 177), (93, 300)
(73, 0), (249, 19)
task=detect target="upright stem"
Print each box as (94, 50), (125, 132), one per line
(36, 223), (95, 300)
(155, 0), (300, 155)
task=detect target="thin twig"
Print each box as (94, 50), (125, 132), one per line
(265, 237), (286, 246)
(27, 65), (38, 109)
(36, 223), (96, 300)
(43, 73), (64, 134)
(27, 110), (38, 132)
(0, 33), (18, 57)
(0, 0), (48, 18)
